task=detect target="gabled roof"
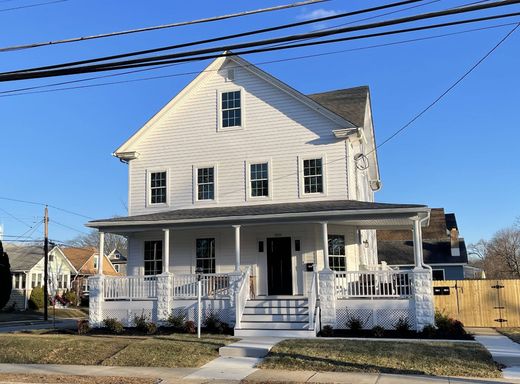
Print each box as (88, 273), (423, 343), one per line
(378, 239), (468, 265)
(308, 86), (369, 128)
(60, 247), (96, 271)
(3, 244), (43, 271)
(114, 54), (356, 156)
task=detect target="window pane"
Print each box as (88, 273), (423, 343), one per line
(303, 158), (323, 193)
(250, 163), (269, 197)
(150, 171), (167, 204)
(196, 238), (215, 274)
(144, 240), (163, 275)
(328, 235), (346, 271)
(197, 167), (215, 200)
(221, 91), (241, 128)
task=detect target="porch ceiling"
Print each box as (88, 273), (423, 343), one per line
(87, 200), (429, 234)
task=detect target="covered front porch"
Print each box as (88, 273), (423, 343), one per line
(86, 200), (435, 335)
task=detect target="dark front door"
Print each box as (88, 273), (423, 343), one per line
(267, 237), (292, 295)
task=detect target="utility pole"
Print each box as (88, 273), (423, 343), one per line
(43, 206), (49, 321)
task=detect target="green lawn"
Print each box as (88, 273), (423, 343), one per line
(259, 339), (501, 378)
(0, 333), (235, 368)
(497, 328), (520, 344)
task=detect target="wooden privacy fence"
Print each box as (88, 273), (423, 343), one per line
(433, 279), (520, 327)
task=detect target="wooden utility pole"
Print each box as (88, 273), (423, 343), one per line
(43, 206), (49, 321)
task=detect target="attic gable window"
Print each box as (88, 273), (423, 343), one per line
(221, 90), (241, 128)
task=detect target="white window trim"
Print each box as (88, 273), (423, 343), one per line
(146, 169), (170, 208)
(298, 154), (328, 198)
(246, 159), (273, 201)
(193, 164), (219, 204)
(217, 87), (245, 132)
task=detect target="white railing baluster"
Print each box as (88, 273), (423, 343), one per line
(334, 270), (412, 299)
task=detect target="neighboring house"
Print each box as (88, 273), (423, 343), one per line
(86, 54), (436, 336)
(61, 247), (119, 296)
(377, 208), (484, 280)
(107, 249), (127, 275)
(5, 244), (76, 310)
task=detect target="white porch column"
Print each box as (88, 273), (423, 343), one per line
(98, 231), (105, 275)
(233, 225), (241, 272)
(318, 222), (336, 327)
(157, 228), (173, 324)
(410, 216), (435, 331)
(321, 222), (330, 270)
(412, 218), (424, 269)
(163, 228), (170, 274)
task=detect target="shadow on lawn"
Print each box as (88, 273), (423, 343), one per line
(265, 352), (430, 376)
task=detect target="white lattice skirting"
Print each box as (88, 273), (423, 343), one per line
(100, 299), (232, 327)
(335, 299), (417, 330)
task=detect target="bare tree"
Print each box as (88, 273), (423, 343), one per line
(69, 230), (127, 255)
(468, 220), (520, 279)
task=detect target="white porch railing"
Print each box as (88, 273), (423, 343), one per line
(334, 270), (412, 299)
(235, 266), (251, 329)
(104, 275), (157, 301)
(172, 273), (230, 299)
(308, 271), (318, 330)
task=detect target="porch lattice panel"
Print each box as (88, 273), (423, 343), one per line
(335, 300), (416, 330)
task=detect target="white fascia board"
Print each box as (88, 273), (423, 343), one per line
(114, 56), (228, 154)
(86, 206), (430, 229)
(364, 92), (380, 183)
(52, 246), (78, 274)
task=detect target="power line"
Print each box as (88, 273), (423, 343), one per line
(0, 196), (94, 219)
(367, 21), (520, 155)
(2, 0), (519, 82)
(0, 206), (32, 227)
(1, 0), (424, 71)
(0, 0), (327, 52)
(51, 219), (89, 234)
(0, 0), (68, 13)
(1, 21), (517, 98)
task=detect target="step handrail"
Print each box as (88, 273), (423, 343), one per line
(235, 266), (251, 330)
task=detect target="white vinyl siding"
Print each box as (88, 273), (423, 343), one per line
(128, 60), (349, 214)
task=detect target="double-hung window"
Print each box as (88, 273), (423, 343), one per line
(328, 234), (346, 271)
(197, 167), (215, 200)
(303, 158), (323, 194)
(221, 91), (241, 128)
(196, 238), (215, 274)
(144, 240), (163, 275)
(150, 171), (167, 205)
(250, 162), (269, 197)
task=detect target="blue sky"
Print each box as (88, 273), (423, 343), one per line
(0, 0), (518, 246)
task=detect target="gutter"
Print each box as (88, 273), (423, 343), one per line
(86, 206), (431, 228)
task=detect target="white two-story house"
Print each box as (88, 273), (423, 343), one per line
(87, 54), (435, 337)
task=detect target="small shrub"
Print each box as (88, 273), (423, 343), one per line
(346, 316), (364, 332)
(1, 302), (16, 313)
(421, 324), (437, 339)
(203, 312), (226, 334)
(394, 317), (411, 335)
(184, 320), (196, 334)
(63, 290), (77, 305)
(103, 318), (124, 334)
(133, 312), (156, 334)
(77, 319), (90, 335)
(28, 286), (45, 310)
(167, 313), (185, 330)
(372, 325), (385, 338)
(320, 325), (334, 337)
(435, 311), (466, 338)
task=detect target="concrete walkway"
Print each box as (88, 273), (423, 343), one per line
(469, 328), (520, 381)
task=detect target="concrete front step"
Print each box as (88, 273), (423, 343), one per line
(234, 328), (317, 338)
(243, 306), (309, 315)
(219, 337), (284, 358)
(241, 313), (309, 322)
(240, 321), (309, 330)
(245, 299), (308, 308)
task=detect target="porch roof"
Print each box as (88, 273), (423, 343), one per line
(87, 200), (429, 232)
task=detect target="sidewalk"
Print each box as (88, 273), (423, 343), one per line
(0, 363), (518, 384)
(469, 328), (520, 380)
